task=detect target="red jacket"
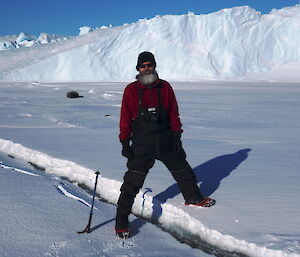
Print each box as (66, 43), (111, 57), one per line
(119, 79), (183, 141)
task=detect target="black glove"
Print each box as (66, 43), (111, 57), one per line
(121, 138), (133, 159)
(172, 131), (183, 152)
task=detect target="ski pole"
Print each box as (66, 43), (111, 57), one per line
(77, 171), (100, 234)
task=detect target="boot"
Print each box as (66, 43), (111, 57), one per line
(115, 215), (130, 239)
(185, 197), (216, 207)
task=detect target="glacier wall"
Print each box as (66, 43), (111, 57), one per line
(1, 5), (300, 82)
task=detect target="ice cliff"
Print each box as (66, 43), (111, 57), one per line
(1, 5), (300, 81)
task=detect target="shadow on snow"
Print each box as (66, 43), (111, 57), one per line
(131, 148), (251, 236)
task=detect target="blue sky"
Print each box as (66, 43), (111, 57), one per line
(0, 0), (299, 36)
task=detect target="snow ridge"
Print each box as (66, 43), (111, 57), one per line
(0, 137), (298, 257)
(56, 183), (98, 209)
(1, 5), (300, 82)
(0, 160), (40, 176)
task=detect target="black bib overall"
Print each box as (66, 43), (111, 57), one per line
(116, 84), (203, 227)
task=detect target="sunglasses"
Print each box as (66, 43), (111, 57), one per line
(139, 63), (154, 69)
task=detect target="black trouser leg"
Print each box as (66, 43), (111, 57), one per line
(115, 169), (148, 229)
(157, 136), (204, 202)
(116, 140), (155, 229)
(170, 165), (204, 202)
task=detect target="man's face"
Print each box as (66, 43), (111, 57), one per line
(137, 61), (158, 86)
(138, 62), (155, 75)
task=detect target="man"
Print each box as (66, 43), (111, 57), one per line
(116, 51), (215, 239)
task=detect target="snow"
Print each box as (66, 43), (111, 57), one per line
(0, 32), (71, 51)
(0, 81), (299, 257)
(79, 26), (94, 36)
(0, 40), (14, 50)
(1, 5), (300, 81)
(15, 32), (37, 46)
(0, 155), (204, 257)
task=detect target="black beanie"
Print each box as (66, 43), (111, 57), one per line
(136, 51), (156, 70)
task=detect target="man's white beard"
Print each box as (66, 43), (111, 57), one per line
(138, 71), (159, 86)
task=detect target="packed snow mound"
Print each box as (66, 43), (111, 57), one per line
(1, 4), (300, 81)
(270, 5), (300, 17)
(79, 26), (94, 36)
(1, 138), (298, 257)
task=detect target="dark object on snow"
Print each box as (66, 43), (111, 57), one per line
(28, 162), (45, 171)
(66, 91), (83, 98)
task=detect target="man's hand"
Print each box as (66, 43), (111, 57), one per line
(172, 131), (183, 152)
(121, 138), (133, 159)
